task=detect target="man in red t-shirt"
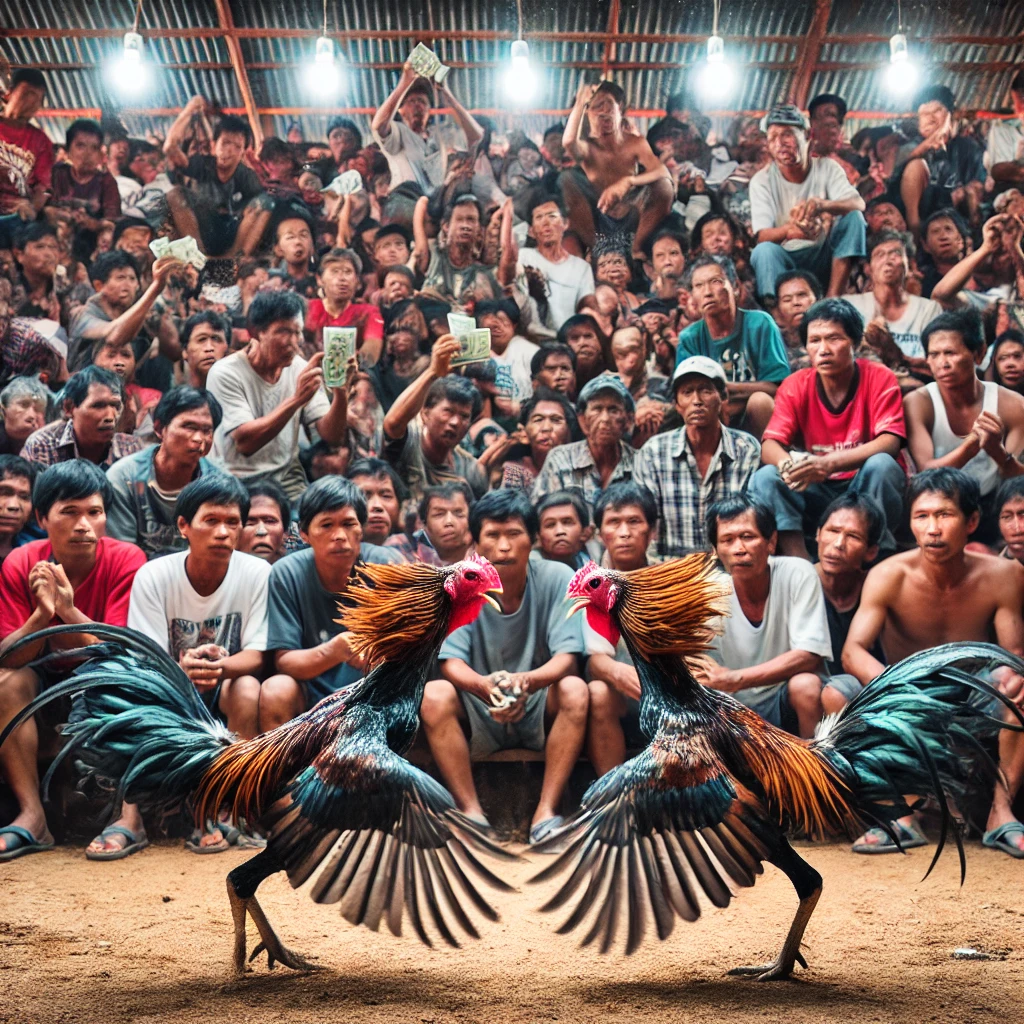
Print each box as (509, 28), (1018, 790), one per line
(0, 462), (146, 862)
(304, 247), (384, 366)
(0, 70), (54, 240)
(749, 297), (907, 559)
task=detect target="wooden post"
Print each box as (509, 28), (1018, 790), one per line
(213, 0), (263, 150)
(790, 0), (833, 109)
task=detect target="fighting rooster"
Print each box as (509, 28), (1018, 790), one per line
(532, 555), (1024, 978)
(0, 557), (512, 973)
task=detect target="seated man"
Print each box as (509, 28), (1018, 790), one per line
(0, 376), (49, 457)
(381, 335), (488, 506)
(582, 481), (658, 774)
(531, 343), (577, 399)
(918, 207), (970, 299)
(844, 468), (1024, 856)
(771, 269), (821, 372)
(676, 254), (789, 439)
(206, 290), (348, 501)
(273, 212), (317, 298)
(633, 355), (760, 557)
(750, 298), (907, 559)
(21, 365), (142, 470)
(557, 314), (607, 393)
(0, 462), (147, 861)
(700, 495), (840, 739)
(420, 490), (588, 845)
(385, 482), (473, 566)
(0, 456), (36, 563)
(531, 376), (635, 510)
(48, 118), (121, 236)
(535, 489), (592, 570)
(305, 248), (385, 365)
(476, 298), (539, 406)
(106, 387), (223, 559)
(265, 478), (400, 730)
(903, 308), (1024, 547)
(239, 481), (290, 564)
(346, 457), (407, 546)
(412, 194), (495, 307)
(179, 311), (230, 391)
(749, 104), (866, 300)
(986, 67), (1024, 191)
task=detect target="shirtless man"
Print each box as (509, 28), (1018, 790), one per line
(561, 81), (673, 260)
(843, 467), (1024, 857)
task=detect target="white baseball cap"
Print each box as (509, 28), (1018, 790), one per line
(672, 355), (727, 388)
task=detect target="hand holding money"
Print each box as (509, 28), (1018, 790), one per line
(446, 312), (492, 366)
(150, 235), (207, 271)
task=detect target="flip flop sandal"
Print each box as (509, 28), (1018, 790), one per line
(85, 825), (149, 861)
(981, 821), (1024, 859)
(0, 824), (54, 863)
(529, 815), (566, 847)
(851, 822), (928, 854)
(219, 823), (266, 850)
(185, 825), (231, 854)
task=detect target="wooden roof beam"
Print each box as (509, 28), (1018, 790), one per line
(602, 0), (621, 80)
(213, 0), (262, 149)
(789, 0), (832, 108)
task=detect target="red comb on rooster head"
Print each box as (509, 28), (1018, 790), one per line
(567, 562), (622, 647)
(444, 553), (503, 633)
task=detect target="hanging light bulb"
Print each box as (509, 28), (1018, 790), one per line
(505, 38), (537, 105)
(885, 31), (918, 97)
(697, 34), (734, 103)
(107, 30), (152, 97)
(306, 34), (342, 97)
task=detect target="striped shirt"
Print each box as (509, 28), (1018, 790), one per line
(530, 439), (635, 509)
(21, 418), (143, 470)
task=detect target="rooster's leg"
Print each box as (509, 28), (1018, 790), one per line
(729, 838), (822, 982)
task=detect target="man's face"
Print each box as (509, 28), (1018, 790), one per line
(375, 232), (411, 268)
(538, 504), (585, 562)
(530, 201), (567, 247)
(926, 330), (978, 390)
(68, 132), (102, 175)
(39, 492), (106, 555)
(581, 394), (629, 448)
(258, 315), (304, 369)
(774, 277), (817, 332)
(523, 399), (570, 459)
(275, 219), (313, 268)
(869, 239), (908, 287)
(424, 494), (470, 556)
(806, 317), (855, 378)
(651, 236), (685, 280)
(311, 445), (351, 480)
(475, 517), (532, 578)
(865, 201), (906, 234)
(766, 125), (806, 168)
(93, 341), (135, 380)
(810, 111), (843, 155)
(611, 329), (644, 376)
(116, 226), (154, 262)
(0, 473), (33, 539)
(995, 340), (1024, 390)
(1000, 496), (1024, 561)
(922, 217), (965, 264)
(543, 132), (564, 164)
(178, 502), (242, 565)
(240, 495), (287, 562)
(699, 218), (734, 256)
(213, 131), (246, 172)
(185, 324), (229, 381)
(816, 507), (876, 576)
(639, 311), (668, 336)
(301, 505), (364, 577)
(399, 91), (431, 133)
(319, 259), (359, 304)
(600, 504), (651, 572)
(445, 204), (480, 248)
(917, 100), (951, 140)
(351, 473), (400, 545)
(382, 271), (413, 305)
(97, 266), (140, 308)
(674, 375), (722, 429)
(690, 264), (735, 319)
(587, 91), (621, 137)
(159, 405), (215, 465)
(565, 326), (603, 373)
(5, 82), (45, 121)
(329, 126), (359, 163)
(535, 353), (576, 395)
(70, 384), (122, 450)
(422, 399), (473, 452)
(910, 490), (976, 562)
(714, 510), (774, 579)
(479, 311), (515, 348)
(596, 253), (630, 290)
(129, 152), (161, 184)
(2, 396), (45, 443)
(16, 235), (60, 279)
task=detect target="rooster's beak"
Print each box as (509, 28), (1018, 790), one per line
(566, 597), (589, 619)
(482, 585), (503, 612)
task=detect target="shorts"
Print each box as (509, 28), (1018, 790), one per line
(732, 681), (800, 735)
(198, 681), (226, 723)
(825, 673), (863, 703)
(562, 167), (642, 241)
(198, 212), (241, 257)
(460, 688), (547, 760)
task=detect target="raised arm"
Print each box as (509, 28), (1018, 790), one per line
(497, 197), (517, 287)
(371, 62), (418, 141)
(563, 82), (597, 161)
(412, 195), (431, 275)
(382, 335), (460, 440)
(930, 215), (1004, 307)
(437, 80), (483, 151)
(164, 96), (206, 170)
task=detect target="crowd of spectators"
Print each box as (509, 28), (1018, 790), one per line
(2, 59), (1024, 858)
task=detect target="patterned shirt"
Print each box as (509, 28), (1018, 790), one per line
(632, 426), (761, 557)
(21, 419), (143, 470)
(530, 439), (635, 509)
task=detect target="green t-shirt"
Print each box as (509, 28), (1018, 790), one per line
(676, 308), (790, 384)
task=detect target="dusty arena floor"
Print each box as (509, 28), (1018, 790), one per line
(1, 840), (1021, 1024)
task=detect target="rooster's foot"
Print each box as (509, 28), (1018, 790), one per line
(728, 949), (807, 981)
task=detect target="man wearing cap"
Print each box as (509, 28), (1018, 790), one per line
(370, 59), (483, 192)
(749, 103), (867, 300)
(749, 298), (907, 560)
(633, 355), (761, 557)
(531, 376), (635, 510)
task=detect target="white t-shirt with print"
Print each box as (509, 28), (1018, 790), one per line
(517, 248), (595, 330)
(491, 335), (540, 403)
(846, 291), (943, 359)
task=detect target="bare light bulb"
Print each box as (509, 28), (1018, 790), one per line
(505, 39), (537, 104)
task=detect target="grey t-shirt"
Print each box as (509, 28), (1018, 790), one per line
(265, 543), (402, 703)
(383, 419), (488, 505)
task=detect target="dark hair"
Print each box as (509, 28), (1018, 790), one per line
(594, 481), (658, 529)
(536, 488), (590, 529)
(866, 229), (911, 261)
(775, 269), (822, 300)
(418, 481), (473, 524)
(995, 476), (1024, 517)
(525, 188), (567, 222)
(327, 116), (361, 139)
(423, 374), (482, 418)
(475, 297), (521, 327)
(690, 211), (738, 254)
(1012, 68), (1024, 96)
(33, 461), (112, 520)
(647, 117), (684, 151)
(808, 93), (848, 122)
(0, 454), (38, 488)
(646, 225), (689, 262)
(556, 315), (601, 347)
(518, 385), (582, 440)
(378, 262), (416, 289)
(274, 208), (314, 239)
(153, 386), (223, 432)
(346, 457), (410, 502)
(259, 136), (296, 166)
(63, 365), (125, 407)
(682, 252), (738, 290)
(88, 249), (139, 285)
(594, 80), (627, 110)
(799, 297), (864, 347)
(111, 216), (153, 248)
(907, 467), (981, 519)
(921, 306), (985, 357)
(921, 207), (969, 244)
(214, 114), (251, 145)
(65, 118), (103, 148)
(991, 330), (1024, 388)
(175, 474), (250, 526)
(297, 476), (367, 533)
(13, 221), (57, 251)
(914, 84), (956, 113)
(181, 310), (231, 349)
(705, 495), (776, 547)
(246, 289), (305, 335)
(531, 343), (577, 378)
(374, 224), (413, 248)
(12, 68), (46, 92)
(245, 480), (291, 526)
(469, 488), (538, 543)
(817, 491), (885, 549)
(444, 194), (483, 223)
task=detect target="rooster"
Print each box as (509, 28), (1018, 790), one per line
(531, 555), (1024, 978)
(0, 556), (513, 974)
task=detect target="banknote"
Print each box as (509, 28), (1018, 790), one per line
(149, 235), (207, 270)
(408, 42), (450, 84)
(447, 312), (476, 337)
(322, 327), (357, 387)
(450, 328), (492, 367)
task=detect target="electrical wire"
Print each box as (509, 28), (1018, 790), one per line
(323, 0), (329, 36)
(712, 0), (720, 37)
(516, 0), (524, 39)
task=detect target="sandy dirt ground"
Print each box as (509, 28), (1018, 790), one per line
(1, 838), (1022, 1024)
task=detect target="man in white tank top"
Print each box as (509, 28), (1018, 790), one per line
(904, 308), (1024, 545)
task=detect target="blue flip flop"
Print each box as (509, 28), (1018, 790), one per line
(982, 821), (1024, 859)
(0, 824), (54, 862)
(529, 815), (565, 847)
(85, 824), (149, 861)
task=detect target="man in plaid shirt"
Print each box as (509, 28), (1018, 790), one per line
(633, 356), (761, 556)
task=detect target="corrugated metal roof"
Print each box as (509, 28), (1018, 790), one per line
(3, 0), (1022, 145)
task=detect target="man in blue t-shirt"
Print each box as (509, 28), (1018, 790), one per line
(676, 253), (789, 440)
